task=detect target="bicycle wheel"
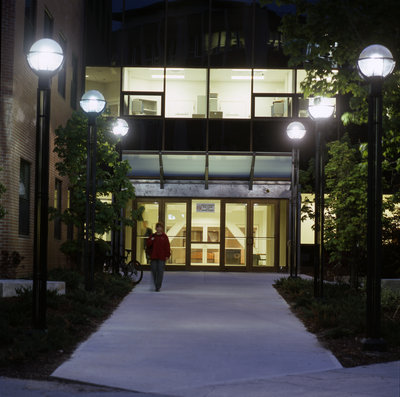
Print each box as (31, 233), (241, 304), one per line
(121, 261), (133, 278)
(128, 260), (143, 284)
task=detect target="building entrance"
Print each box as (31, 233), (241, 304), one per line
(133, 198), (287, 271)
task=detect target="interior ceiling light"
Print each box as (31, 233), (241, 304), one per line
(231, 75), (264, 80)
(152, 74), (184, 79)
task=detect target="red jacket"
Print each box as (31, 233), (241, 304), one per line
(146, 232), (171, 260)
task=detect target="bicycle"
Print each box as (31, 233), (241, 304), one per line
(104, 249), (143, 284)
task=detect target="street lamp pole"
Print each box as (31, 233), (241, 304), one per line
(111, 118), (129, 274)
(80, 91), (106, 291)
(308, 97), (335, 298)
(357, 44), (395, 350)
(27, 39), (64, 330)
(286, 122), (306, 277)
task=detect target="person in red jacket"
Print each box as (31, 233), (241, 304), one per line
(146, 221), (171, 291)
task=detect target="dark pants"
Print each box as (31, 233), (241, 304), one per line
(150, 259), (165, 290)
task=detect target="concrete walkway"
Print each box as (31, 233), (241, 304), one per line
(49, 272), (399, 396)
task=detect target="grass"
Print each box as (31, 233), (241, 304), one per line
(0, 269), (134, 376)
(274, 277), (400, 366)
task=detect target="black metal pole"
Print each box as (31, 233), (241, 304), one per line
(85, 115), (96, 291)
(363, 80), (386, 351)
(289, 147), (295, 277)
(116, 142), (123, 269)
(294, 146), (300, 278)
(32, 75), (51, 330)
(90, 120), (97, 289)
(319, 129), (325, 298)
(314, 125), (321, 297)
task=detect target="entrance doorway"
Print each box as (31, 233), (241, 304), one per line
(133, 198), (287, 271)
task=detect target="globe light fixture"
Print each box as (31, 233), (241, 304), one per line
(286, 121), (306, 140)
(80, 90), (106, 115)
(308, 96), (335, 120)
(286, 121), (306, 278)
(26, 38), (64, 330)
(27, 38), (64, 76)
(358, 44), (395, 351)
(112, 118), (129, 137)
(357, 44), (395, 80)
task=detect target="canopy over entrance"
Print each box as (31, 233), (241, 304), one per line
(122, 151), (292, 190)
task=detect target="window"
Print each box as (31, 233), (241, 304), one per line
(254, 97), (293, 118)
(209, 69), (251, 119)
(19, 160), (31, 236)
(70, 54), (78, 109)
(165, 68), (207, 118)
(58, 34), (67, 98)
(43, 9), (54, 38)
(122, 68), (163, 116)
(122, 67), (164, 92)
(86, 67), (121, 116)
(23, 0), (37, 52)
(253, 69), (294, 94)
(54, 179), (62, 240)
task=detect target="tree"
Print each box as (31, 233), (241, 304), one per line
(261, 0), (400, 280)
(270, 0), (400, 190)
(53, 111), (142, 266)
(324, 135), (368, 286)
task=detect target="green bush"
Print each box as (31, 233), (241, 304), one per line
(0, 270), (134, 367)
(274, 277), (400, 347)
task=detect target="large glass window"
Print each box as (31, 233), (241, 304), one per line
(43, 9), (54, 38)
(58, 35), (67, 99)
(24, 0), (37, 52)
(123, 94), (162, 116)
(253, 69), (294, 93)
(191, 200), (221, 266)
(122, 67), (164, 92)
(296, 69), (307, 93)
(85, 67), (121, 117)
(19, 160), (31, 236)
(122, 68), (164, 117)
(209, 69), (251, 119)
(165, 68), (207, 118)
(254, 97), (292, 118)
(252, 203), (276, 267)
(166, 0), (209, 67)
(279, 200), (288, 268)
(136, 202), (159, 264)
(225, 203), (247, 266)
(165, 202), (187, 266)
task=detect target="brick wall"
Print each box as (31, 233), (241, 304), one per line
(0, 0), (86, 278)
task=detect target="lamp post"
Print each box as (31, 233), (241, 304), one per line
(27, 38), (64, 330)
(286, 122), (306, 278)
(111, 118), (129, 273)
(80, 90), (106, 291)
(357, 44), (395, 350)
(308, 97), (335, 298)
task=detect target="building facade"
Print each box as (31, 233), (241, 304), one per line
(86, 0), (339, 272)
(0, 0), (85, 277)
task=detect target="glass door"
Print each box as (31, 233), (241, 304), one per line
(136, 201), (160, 264)
(191, 200), (221, 266)
(251, 202), (277, 269)
(165, 202), (187, 266)
(225, 203), (247, 267)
